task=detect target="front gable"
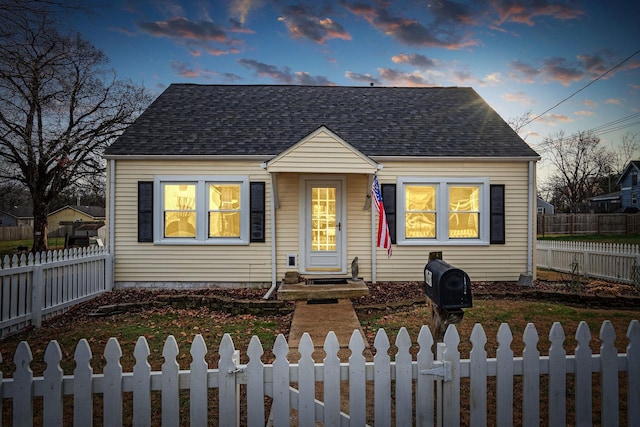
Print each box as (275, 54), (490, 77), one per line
(264, 126), (379, 174)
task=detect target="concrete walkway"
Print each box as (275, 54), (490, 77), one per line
(287, 298), (369, 362)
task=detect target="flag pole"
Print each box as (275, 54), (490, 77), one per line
(371, 174), (377, 284)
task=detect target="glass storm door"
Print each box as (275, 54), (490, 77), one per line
(305, 180), (343, 272)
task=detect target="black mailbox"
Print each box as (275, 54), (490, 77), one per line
(424, 259), (472, 310)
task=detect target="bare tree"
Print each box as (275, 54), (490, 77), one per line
(611, 131), (640, 174)
(540, 130), (614, 212)
(0, 8), (150, 251)
(507, 110), (533, 139)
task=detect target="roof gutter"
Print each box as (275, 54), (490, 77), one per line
(371, 155), (541, 162)
(102, 154), (273, 161)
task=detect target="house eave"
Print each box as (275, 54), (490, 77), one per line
(103, 154), (273, 161)
(371, 155), (541, 162)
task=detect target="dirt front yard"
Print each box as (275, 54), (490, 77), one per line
(1, 271), (639, 425)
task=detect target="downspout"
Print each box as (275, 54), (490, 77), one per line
(527, 160), (534, 276)
(263, 169), (278, 299)
(107, 159), (116, 291)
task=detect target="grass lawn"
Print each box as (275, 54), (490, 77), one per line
(0, 237), (66, 257)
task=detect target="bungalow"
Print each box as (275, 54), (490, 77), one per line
(48, 205), (106, 226)
(617, 160), (640, 211)
(103, 84), (540, 289)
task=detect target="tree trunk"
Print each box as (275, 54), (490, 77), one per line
(32, 201), (49, 252)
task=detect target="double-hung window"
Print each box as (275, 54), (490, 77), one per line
(155, 176), (249, 244)
(397, 177), (489, 245)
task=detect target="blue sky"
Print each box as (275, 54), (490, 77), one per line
(69, 0), (639, 178)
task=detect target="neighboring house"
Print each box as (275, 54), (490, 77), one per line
(48, 205), (106, 227)
(588, 191), (621, 213)
(0, 206), (33, 227)
(103, 84), (540, 289)
(617, 160), (640, 210)
(536, 197), (554, 214)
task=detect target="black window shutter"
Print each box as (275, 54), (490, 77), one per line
(138, 181), (154, 242)
(250, 182), (266, 242)
(381, 184), (396, 244)
(490, 184), (505, 244)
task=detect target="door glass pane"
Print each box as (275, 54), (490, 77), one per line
(311, 187), (336, 251)
(449, 186), (479, 238)
(164, 184), (196, 237)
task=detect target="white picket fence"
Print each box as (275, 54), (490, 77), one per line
(2, 320), (639, 426)
(536, 239), (640, 284)
(0, 247), (112, 338)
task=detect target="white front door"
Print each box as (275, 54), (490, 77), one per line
(303, 178), (345, 273)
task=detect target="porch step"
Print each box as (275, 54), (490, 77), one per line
(277, 279), (369, 301)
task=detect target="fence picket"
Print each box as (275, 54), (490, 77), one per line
(323, 331), (341, 425)
(0, 352), (2, 427)
(600, 321), (619, 427)
(297, 333), (315, 425)
(43, 340), (64, 426)
(272, 334), (290, 426)
(442, 325), (461, 427)
(74, 339), (93, 426)
(161, 335), (180, 427)
(469, 324), (487, 427)
(219, 334), (240, 427)
(496, 323), (514, 427)
(246, 336), (265, 427)
(548, 322), (567, 427)
(190, 334), (208, 427)
(14, 341), (33, 425)
(104, 337), (123, 426)
(574, 321), (593, 426)
(348, 330), (366, 425)
(522, 323), (539, 427)
(627, 320), (640, 422)
(133, 336), (151, 427)
(416, 325), (435, 427)
(395, 327), (413, 427)
(374, 328), (391, 427)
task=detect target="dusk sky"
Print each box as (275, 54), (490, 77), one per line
(68, 0), (639, 180)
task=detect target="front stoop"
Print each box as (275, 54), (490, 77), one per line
(277, 280), (369, 300)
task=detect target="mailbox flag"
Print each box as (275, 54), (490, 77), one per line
(372, 175), (392, 258)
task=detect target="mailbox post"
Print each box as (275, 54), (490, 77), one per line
(424, 257), (472, 341)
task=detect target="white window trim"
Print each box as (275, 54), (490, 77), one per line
(154, 175), (250, 245)
(397, 177), (490, 246)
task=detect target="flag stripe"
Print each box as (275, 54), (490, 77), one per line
(372, 176), (392, 258)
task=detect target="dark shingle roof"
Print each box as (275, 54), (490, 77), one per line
(105, 84), (539, 158)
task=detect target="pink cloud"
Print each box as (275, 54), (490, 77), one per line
(344, 2), (479, 50)
(503, 91), (536, 105)
(136, 16), (243, 56)
(492, 0), (584, 26)
(278, 4), (351, 44)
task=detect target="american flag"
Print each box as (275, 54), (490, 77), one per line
(371, 175), (392, 258)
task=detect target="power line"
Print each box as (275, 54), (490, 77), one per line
(523, 48), (640, 128)
(530, 112), (640, 147)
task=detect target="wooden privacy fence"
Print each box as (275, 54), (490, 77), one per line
(2, 321), (639, 426)
(0, 247), (112, 338)
(537, 213), (640, 235)
(536, 240), (640, 284)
